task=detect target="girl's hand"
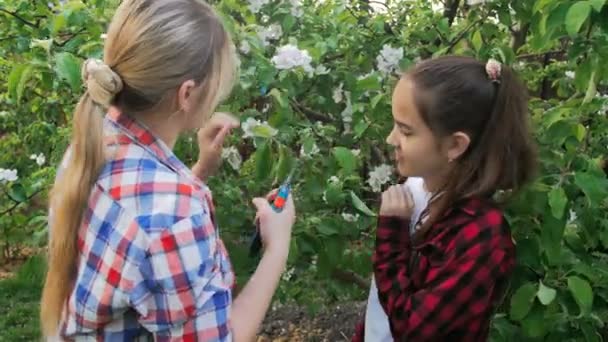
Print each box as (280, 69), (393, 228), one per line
(251, 191), (295, 258)
(192, 112), (239, 181)
(379, 185), (414, 220)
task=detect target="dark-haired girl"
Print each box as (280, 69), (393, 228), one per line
(355, 56), (537, 341)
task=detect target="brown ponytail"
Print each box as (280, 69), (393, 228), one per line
(405, 56), (537, 243)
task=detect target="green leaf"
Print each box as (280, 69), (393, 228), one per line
(521, 304), (547, 338)
(276, 145), (295, 181)
(589, 0), (606, 12)
(316, 220), (340, 236)
(471, 30), (483, 51)
(9, 183), (27, 203)
(565, 2), (591, 36)
(356, 75), (381, 91)
(350, 191), (376, 217)
(268, 88), (287, 108)
(333, 147), (356, 174)
(255, 142), (272, 181)
(573, 123), (587, 142)
(54, 52), (82, 91)
(548, 187), (567, 219)
(541, 213), (566, 266)
(370, 94), (384, 109)
(537, 281), (557, 305)
(354, 121), (370, 138)
(567, 276), (593, 315)
(16, 65), (34, 103)
(574, 172), (608, 206)
(510, 282), (538, 321)
(583, 70), (598, 104)
(52, 12), (67, 35)
(7, 64), (27, 101)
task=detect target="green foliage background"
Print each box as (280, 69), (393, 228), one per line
(1, 0), (608, 340)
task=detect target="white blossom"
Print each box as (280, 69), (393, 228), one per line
(271, 44), (313, 71)
(239, 40), (251, 54)
(0, 168), (18, 183)
(290, 0), (304, 17)
(221, 146), (242, 171)
(100, 33), (107, 40)
(351, 149), (360, 157)
(565, 71), (575, 79)
(328, 176), (340, 184)
(248, 0), (270, 13)
(342, 212), (360, 222)
(315, 64), (330, 75)
(257, 24), (282, 47)
(568, 209), (577, 224)
(30, 153), (46, 166)
(376, 44), (403, 74)
(241, 117), (278, 138)
(341, 93), (353, 132)
(598, 93), (608, 115)
(282, 267), (295, 281)
(367, 164), (393, 192)
(333, 84), (344, 103)
(300, 142), (320, 158)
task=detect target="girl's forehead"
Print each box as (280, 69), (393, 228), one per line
(392, 78), (421, 125)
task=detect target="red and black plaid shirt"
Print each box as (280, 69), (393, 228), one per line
(354, 197), (515, 341)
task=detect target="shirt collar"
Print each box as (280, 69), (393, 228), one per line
(104, 107), (195, 181)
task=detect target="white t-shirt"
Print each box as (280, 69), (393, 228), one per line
(364, 177), (430, 342)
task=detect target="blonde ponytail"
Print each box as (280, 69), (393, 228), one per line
(40, 0), (235, 337)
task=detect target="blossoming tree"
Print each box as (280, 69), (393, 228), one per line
(1, 0), (608, 339)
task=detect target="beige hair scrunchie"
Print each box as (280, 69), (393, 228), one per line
(81, 59), (123, 107)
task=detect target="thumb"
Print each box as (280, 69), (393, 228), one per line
(211, 125), (232, 149)
(252, 197), (271, 211)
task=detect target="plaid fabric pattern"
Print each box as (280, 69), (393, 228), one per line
(354, 198), (515, 341)
(57, 109), (235, 341)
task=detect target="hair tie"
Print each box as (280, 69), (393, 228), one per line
(485, 58), (501, 84)
(81, 58), (123, 107)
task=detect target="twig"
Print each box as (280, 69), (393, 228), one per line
(0, 8), (39, 28)
(516, 49), (566, 60)
(446, 17), (483, 53)
(0, 35), (19, 42)
(55, 27), (87, 47)
(0, 188), (43, 216)
(290, 100), (333, 123)
(332, 268), (368, 289)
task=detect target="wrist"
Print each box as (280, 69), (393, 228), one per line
(192, 160), (209, 181)
(263, 245), (289, 264)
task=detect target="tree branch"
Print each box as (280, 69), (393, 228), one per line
(0, 8), (39, 28)
(0, 189), (43, 216)
(54, 27), (87, 47)
(446, 18), (483, 53)
(332, 268), (368, 289)
(290, 100), (333, 123)
(443, 0), (461, 27)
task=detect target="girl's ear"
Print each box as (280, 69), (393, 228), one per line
(177, 79), (197, 114)
(444, 131), (470, 162)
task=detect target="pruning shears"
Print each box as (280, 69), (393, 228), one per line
(249, 167), (296, 257)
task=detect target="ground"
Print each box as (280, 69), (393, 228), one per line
(0, 252), (364, 341)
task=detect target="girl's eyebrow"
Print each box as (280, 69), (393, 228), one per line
(395, 119), (413, 130)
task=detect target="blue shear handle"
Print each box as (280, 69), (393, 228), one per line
(250, 183), (291, 257)
(270, 183), (291, 212)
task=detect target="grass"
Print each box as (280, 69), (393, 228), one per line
(0, 254), (45, 341)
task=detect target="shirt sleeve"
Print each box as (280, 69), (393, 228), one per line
(129, 212), (232, 342)
(373, 210), (514, 341)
